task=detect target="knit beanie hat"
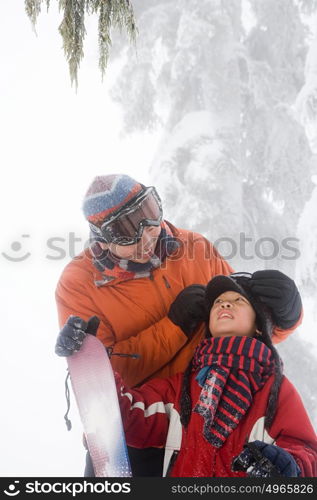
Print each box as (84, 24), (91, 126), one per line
(82, 175), (144, 225)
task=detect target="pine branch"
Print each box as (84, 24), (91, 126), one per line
(98, 0), (137, 79)
(25, 0), (39, 26)
(25, 0), (50, 25)
(58, 0), (86, 88)
(24, 0), (137, 87)
(98, 0), (112, 78)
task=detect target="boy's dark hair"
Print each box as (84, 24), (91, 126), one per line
(180, 274), (283, 432)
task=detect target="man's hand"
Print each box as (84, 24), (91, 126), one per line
(55, 315), (100, 356)
(168, 284), (207, 338)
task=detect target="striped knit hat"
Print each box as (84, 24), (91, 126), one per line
(82, 175), (144, 225)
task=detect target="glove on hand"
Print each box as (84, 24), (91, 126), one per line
(249, 270), (302, 329)
(55, 315), (100, 356)
(232, 440), (301, 477)
(168, 284), (207, 338)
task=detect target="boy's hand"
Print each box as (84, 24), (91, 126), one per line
(232, 440), (301, 477)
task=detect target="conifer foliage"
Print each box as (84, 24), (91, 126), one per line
(25, 0), (137, 87)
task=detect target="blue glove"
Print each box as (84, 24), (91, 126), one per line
(232, 440), (301, 477)
(55, 315), (100, 356)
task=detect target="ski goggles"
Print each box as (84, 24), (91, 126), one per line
(89, 186), (163, 245)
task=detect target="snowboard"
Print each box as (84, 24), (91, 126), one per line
(67, 334), (132, 477)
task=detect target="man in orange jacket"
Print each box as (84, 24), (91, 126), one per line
(55, 174), (302, 476)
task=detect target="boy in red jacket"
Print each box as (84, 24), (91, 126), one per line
(111, 272), (317, 477)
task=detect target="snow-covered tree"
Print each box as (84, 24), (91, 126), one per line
(112, 0), (244, 260)
(111, 0), (315, 275)
(241, 0), (314, 277)
(295, 15), (317, 295)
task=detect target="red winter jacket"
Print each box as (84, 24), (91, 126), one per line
(115, 371), (317, 477)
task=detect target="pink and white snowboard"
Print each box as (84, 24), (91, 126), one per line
(67, 334), (132, 477)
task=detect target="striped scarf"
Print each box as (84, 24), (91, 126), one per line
(192, 336), (274, 448)
(89, 221), (180, 286)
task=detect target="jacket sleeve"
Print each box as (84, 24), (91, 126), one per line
(271, 310), (304, 344)
(271, 377), (317, 477)
(114, 372), (179, 449)
(109, 317), (188, 387)
(56, 268), (188, 387)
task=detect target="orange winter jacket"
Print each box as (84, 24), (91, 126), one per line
(55, 222), (298, 387)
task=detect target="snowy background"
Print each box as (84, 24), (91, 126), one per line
(1, 0), (317, 477)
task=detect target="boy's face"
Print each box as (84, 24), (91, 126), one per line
(209, 290), (257, 338)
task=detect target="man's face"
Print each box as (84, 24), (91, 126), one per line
(99, 225), (162, 263)
(209, 290), (257, 338)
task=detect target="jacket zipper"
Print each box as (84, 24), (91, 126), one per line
(150, 273), (172, 315)
(163, 275), (171, 288)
